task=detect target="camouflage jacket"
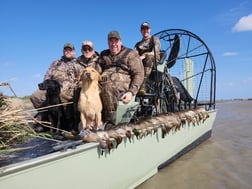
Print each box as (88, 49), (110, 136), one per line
(76, 51), (102, 73)
(99, 46), (144, 95)
(135, 36), (161, 61)
(44, 56), (80, 99)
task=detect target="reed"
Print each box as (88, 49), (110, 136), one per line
(0, 96), (50, 150)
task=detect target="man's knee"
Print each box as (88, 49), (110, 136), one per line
(143, 54), (155, 68)
(30, 90), (46, 108)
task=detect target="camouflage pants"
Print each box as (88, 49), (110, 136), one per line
(100, 70), (131, 123)
(30, 89), (46, 109)
(100, 81), (120, 123)
(143, 54), (155, 72)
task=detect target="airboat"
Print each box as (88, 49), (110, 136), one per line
(0, 29), (216, 189)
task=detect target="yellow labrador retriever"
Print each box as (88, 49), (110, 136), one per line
(78, 67), (102, 131)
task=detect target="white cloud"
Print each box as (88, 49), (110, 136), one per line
(9, 77), (18, 81)
(33, 73), (42, 78)
(227, 82), (235, 87)
(243, 76), (252, 83)
(222, 52), (238, 56)
(232, 13), (252, 32)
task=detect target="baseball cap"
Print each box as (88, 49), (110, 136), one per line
(82, 40), (94, 48)
(108, 30), (121, 40)
(63, 43), (75, 50)
(140, 22), (151, 29)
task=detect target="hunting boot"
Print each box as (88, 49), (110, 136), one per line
(103, 111), (117, 130)
(139, 66), (152, 95)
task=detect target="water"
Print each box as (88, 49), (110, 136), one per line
(136, 100), (252, 189)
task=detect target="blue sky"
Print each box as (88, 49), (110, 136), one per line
(0, 0), (252, 100)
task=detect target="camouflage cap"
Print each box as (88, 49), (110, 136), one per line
(108, 30), (121, 40)
(82, 40), (94, 48)
(63, 43), (75, 50)
(141, 22), (151, 29)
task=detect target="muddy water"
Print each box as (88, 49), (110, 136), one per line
(136, 100), (252, 189)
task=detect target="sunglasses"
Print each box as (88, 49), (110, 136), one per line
(82, 47), (93, 52)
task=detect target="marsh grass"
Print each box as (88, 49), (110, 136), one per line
(0, 96), (53, 152)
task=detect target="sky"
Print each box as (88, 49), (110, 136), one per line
(0, 0), (252, 100)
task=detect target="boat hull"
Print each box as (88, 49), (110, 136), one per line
(0, 110), (216, 189)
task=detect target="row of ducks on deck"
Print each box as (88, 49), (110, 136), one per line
(62, 107), (210, 152)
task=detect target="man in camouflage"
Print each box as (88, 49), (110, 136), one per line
(76, 40), (101, 73)
(99, 30), (144, 124)
(135, 22), (161, 94)
(30, 43), (82, 108)
(30, 43), (85, 132)
(74, 40), (102, 131)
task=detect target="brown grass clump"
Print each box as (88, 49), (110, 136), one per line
(0, 96), (37, 149)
